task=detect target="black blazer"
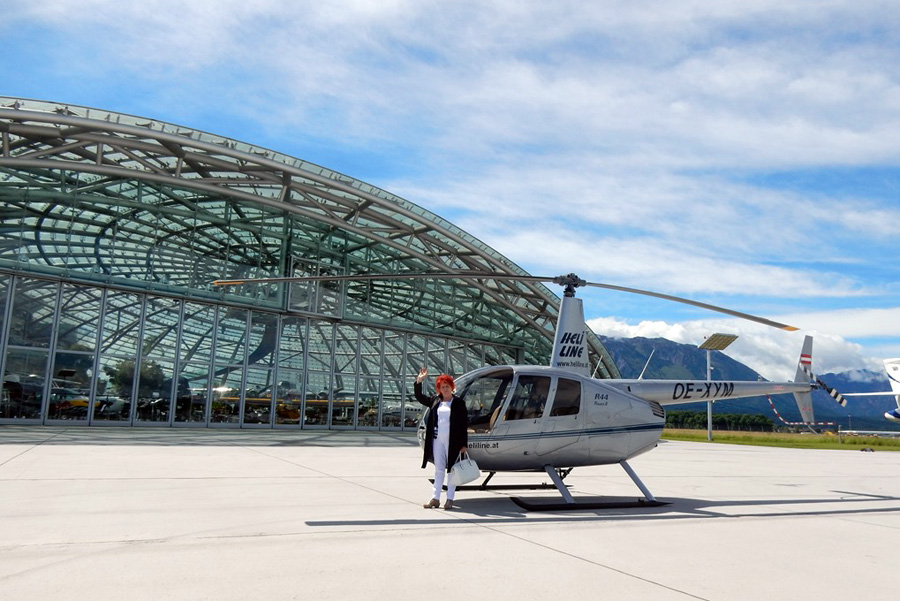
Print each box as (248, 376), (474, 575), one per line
(415, 381), (468, 471)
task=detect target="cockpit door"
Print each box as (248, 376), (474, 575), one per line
(490, 374), (550, 458)
(535, 377), (583, 456)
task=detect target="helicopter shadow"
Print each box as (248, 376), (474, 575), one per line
(305, 490), (900, 528)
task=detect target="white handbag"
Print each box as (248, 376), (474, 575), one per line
(448, 451), (480, 486)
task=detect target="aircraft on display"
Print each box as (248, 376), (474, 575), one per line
(840, 358), (900, 424)
(215, 271), (836, 510)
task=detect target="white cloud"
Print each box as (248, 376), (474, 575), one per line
(785, 307), (900, 338)
(588, 314), (884, 381)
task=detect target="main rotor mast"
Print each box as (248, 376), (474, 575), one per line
(552, 273), (587, 297)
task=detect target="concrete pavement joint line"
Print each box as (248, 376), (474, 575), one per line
(232, 443), (542, 515)
(457, 520), (712, 601)
(0, 428), (68, 469)
(233, 443), (426, 509)
(0, 522), (476, 553)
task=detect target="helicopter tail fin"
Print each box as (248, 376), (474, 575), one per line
(792, 335), (816, 423)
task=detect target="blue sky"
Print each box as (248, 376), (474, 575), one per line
(4, 0), (900, 381)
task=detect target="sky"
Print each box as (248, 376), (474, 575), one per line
(3, 0), (900, 382)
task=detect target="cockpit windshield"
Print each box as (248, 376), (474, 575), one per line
(456, 367), (513, 433)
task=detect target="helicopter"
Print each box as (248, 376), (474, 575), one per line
(214, 271), (827, 510)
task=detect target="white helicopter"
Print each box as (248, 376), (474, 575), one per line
(215, 271), (825, 510)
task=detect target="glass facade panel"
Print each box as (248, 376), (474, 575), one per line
(278, 317), (306, 372)
(95, 355), (135, 423)
(358, 377), (380, 428)
(314, 269), (344, 317)
(249, 312), (277, 369)
(380, 379), (404, 428)
(211, 376), (241, 424)
(331, 368), (357, 427)
(215, 308), (248, 367)
(304, 371), (331, 426)
(427, 337), (447, 376)
(8, 278), (57, 348)
(243, 366), (273, 425)
(287, 259), (343, 317)
(406, 336), (426, 377)
(382, 332), (405, 380)
(334, 324), (358, 375)
(3, 348), (48, 419)
(180, 303), (216, 364)
(275, 368), (302, 425)
(92, 292), (143, 423)
(287, 279), (315, 313)
(52, 350), (97, 419)
(307, 321), (333, 372)
(176, 362), (211, 424)
(135, 358), (175, 423)
(465, 344), (483, 372)
(0, 275), (8, 350)
(56, 285), (102, 352)
(359, 328), (382, 377)
(101, 291), (143, 359)
(403, 381), (425, 428)
(448, 341), (466, 377)
(215, 209), (288, 309)
(94, 291), (143, 423)
(485, 344), (519, 367)
(134, 298), (183, 424)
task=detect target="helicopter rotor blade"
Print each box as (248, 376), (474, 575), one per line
(576, 281), (798, 332)
(212, 272), (520, 286)
(212, 271), (798, 331)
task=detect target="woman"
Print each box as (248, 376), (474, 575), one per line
(414, 367), (468, 510)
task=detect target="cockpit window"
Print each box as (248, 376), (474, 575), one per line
(457, 368), (513, 433)
(505, 375), (550, 421)
(550, 378), (581, 416)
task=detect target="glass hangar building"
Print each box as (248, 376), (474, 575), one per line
(0, 98), (619, 430)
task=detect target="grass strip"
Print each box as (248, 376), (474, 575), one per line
(662, 428), (900, 451)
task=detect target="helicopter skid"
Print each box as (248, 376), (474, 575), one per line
(510, 497), (670, 511)
(431, 480), (565, 492)
(431, 470), (567, 491)
(509, 461), (669, 511)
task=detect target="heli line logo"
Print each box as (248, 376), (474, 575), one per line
(557, 332), (585, 358)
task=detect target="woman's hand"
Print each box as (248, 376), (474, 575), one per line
(416, 367), (427, 383)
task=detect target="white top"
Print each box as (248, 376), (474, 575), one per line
(435, 400), (452, 441)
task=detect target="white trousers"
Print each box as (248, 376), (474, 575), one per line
(432, 435), (457, 501)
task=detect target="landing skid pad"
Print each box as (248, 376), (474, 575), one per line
(510, 497), (670, 512)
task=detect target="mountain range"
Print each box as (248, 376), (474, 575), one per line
(600, 336), (899, 432)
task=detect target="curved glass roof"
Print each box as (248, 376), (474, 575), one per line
(0, 97), (619, 378)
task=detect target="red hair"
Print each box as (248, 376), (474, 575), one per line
(435, 374), (455, 391)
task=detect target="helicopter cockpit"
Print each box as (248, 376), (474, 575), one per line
(454, 367), (582, 434)
(456, 367), (513, 433)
